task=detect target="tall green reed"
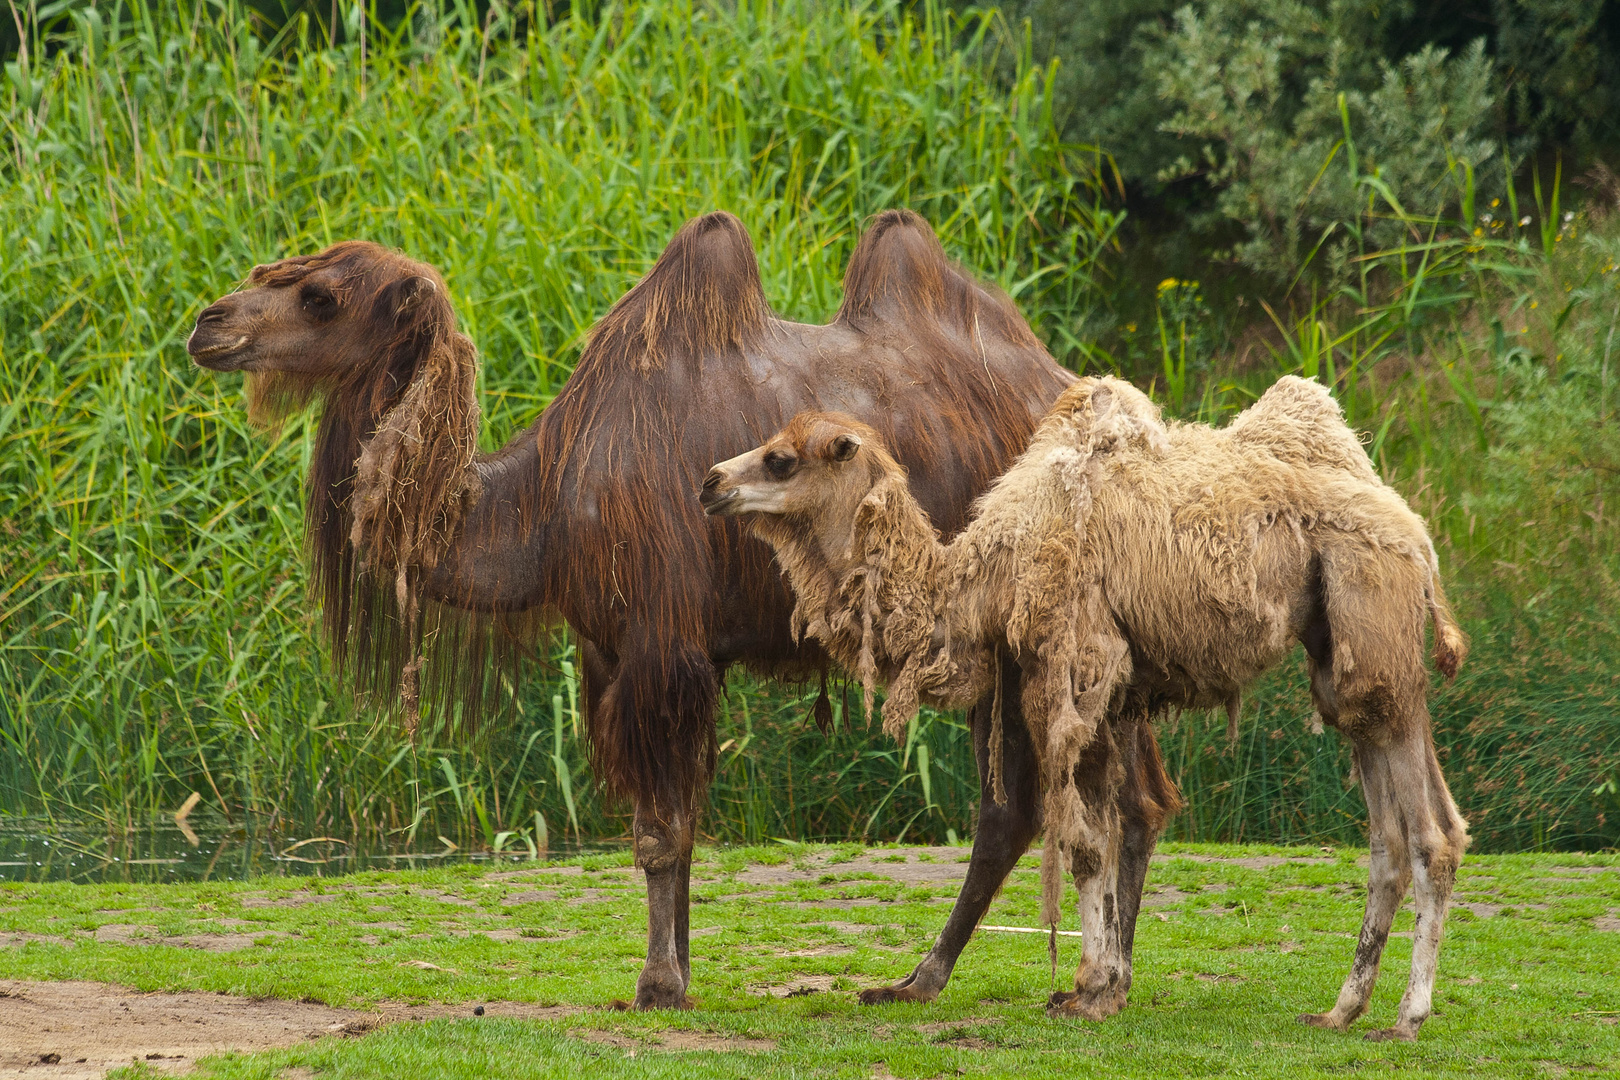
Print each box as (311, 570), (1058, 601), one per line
(0, 0), (1115, 847)
(2, 1), (1612, 855)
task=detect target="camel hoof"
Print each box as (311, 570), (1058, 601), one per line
(620, 989), (695, 1011)
(1297, 1012), (1348, 1032)
(1046, 989), (1124, 1021)
(857, 984), (935, 1006)
(1364, 1026), (1417, 1043)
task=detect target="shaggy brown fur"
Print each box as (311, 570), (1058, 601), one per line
(705, 375), (1470, 1039)
(188, 211), (1094, 1011)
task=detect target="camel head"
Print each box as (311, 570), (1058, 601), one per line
(188, 240), (482, 727)
(701, 412), (897, 563)
(188, 240), (455, 421)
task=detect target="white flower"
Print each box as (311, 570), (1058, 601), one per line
(1519, 216), (1531, 227)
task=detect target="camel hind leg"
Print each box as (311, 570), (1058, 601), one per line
(1298, 551), (1468, 1039)
(1363, 719), (1468, 1041)
(859, 652), (1043, 1006)
(1298, 738), (1410, 1032)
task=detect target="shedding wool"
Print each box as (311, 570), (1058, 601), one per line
(729, 375), (1465, 934)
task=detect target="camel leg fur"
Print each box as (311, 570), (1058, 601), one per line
(1048, 722), (1130, 1019)
(1296, 555), (1468, 1039)
(1116, 716), (1178, 969)
(585, 639), (706, 1012)
(628, 803), (696, 1010)
(859, 654), (1043, 1004)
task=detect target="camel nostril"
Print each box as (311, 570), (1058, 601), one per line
(701, 470), (722, 492)
(196, 304), (229, 326)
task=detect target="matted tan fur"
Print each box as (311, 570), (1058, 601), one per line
(704, 375), (1469, 1040)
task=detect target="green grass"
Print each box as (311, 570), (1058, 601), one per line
(2, 842), (1617, 1077)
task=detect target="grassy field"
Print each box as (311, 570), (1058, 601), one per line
(2, 842), (1618, 1078)
(1, 0), (1617, 855)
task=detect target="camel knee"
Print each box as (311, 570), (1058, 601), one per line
(1408, 827), (1464, 893)
(635, 830), (685, 873)
(633, 808), (692, 874)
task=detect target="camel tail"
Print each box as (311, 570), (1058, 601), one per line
(1428, 565), (1467, 681)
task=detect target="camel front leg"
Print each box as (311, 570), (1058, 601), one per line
(1117, 714), (1178, 970)
(676, 854), (693, 989)
(1048, 829), (1128, 1019)
(1300, 742), (1410, 1032)
(860, 656), (1041, 1005)
(624, 803), (696, 1010)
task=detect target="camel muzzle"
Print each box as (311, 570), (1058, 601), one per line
(187, 305), (251, 370)
(698, 469), (741, 515)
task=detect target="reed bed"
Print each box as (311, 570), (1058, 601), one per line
(0, 0), (1109, 847)
(1, 0), (1615, 855)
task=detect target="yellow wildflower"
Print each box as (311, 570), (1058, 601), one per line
(1158, 277), (1178, 292)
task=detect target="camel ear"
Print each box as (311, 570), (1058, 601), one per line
(393, 276), (437, 315)
(829, 433), (861, 462)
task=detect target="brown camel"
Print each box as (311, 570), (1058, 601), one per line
(702, 375), (1469, 1040)
(188, 210), (1156, 1009)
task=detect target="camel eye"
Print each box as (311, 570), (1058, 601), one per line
(301, 286), (336, 316)
(764, 451), (798, 480)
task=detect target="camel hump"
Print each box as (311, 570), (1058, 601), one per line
(586, 210), (773, 372)
(1226, 375), (1379, 480)
(837, 209), (1038, 347)
(1040, 376), (1166, 452)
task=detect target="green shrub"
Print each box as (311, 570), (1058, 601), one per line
(1156, 24), (1497, 284)
(989, 0), (1620, 297)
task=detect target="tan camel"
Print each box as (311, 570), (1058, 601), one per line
(702, 375), (1469, 1040)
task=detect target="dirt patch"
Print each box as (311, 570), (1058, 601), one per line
(777, 945), (856, 957)
(499, 890), (559, 905)
(747, 973), (842, 998)
(0, 932), (75, 948)
(1140, 885), (1193, 907)
(1594, 915), (1620, 932)
(571, 1028), (776, 1053)
(0, 980), (577, 1079)
(1452, 901), (1503, 918)
(725, 850), (968, 888)
(239, 893), (344, 910)
(915, 1018), (1001, 1035)
(89, 925), (284, 952)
